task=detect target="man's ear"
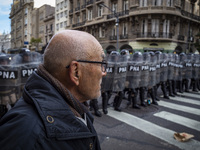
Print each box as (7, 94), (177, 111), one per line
(69, 61), (80, 86)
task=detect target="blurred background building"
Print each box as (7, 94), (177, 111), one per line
(9, 0), (200, 54)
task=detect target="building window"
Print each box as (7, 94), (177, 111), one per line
(25, 29), (27, 36)
(25, 7), (28, 15)
(152, 0), (162, 6)
(65, 10), (68, 17)
(163, 19), (170, 38)
(57, 14), (59, 20)
(122, 22), (128, 35)
(123, 0), (129, 11)
(24, 18), (27, 25)
(151, 19), (159, 37)
(60, 22), (63, 28)
(56, 24), (59, 30)
(39, 12), (44, 20)
(39, 26), (44, 33)
(64, 0), (68, 7)
(140, 0), (147, 7)
(64, 21), (67, 27)
(60, 12), (63, 18)
(98, 5), (103, 17)
(50, 24), (53, 31)
(112, 26), (116, 36)
(88, 9), (92, 21)
(83, 12), (86, 21)
(56, 4), (59, 11)
(77, 0), (80, 7)
(167, 0), (173, 6)
(99, 27), (105, 38)
(60, 2), (64, 10)
(112, 2), (117, 12)
(77, 15), (80, 23)
(141, 19), (148, 37)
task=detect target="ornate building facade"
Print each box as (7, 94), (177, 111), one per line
(67, 0), (200, 54)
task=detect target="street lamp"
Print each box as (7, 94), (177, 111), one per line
(99, 3), (119, 51)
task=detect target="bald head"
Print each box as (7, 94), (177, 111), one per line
(43, 30), (103, 76)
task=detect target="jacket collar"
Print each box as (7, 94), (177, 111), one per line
(23, 72), (97, 140)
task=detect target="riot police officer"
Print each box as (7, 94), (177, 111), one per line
(147, 52), (158, 105)
(126, 51), (143, 109)
(113, 50), (129, 111)
(191, 54), (200, 92)
(139, 52), (150, 107)
(0, 54), (19, 118)
(167, 53), (175, 97)
(101, 51), (118, 114)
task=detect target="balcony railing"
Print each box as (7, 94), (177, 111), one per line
(75, 7), (80, 11)
(181, 10), (200, 21)
(107, 10), (129, 19)
(120, 34), (128, 39)
(81, 4), (86, 9)
(72, 21), (86, 28)
(178, 35), (184, 41)
(136, 32), (173, 38)
(110, 36), (117, 40)
(86, 0), (94, 5)
(69, 9), (73, 14)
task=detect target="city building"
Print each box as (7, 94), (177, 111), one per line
(9, 0), (55, 51)
(0, 33), (11, 53)
(55, 0), (70, 33)
(66, 0), (200, 54)
(31, 4), (55, 51)
(10, 0), (34, 49)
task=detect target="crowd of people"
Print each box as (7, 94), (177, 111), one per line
(90, 50), (200, 117)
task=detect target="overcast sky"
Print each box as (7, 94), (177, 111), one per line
(0, 0), (55, 34)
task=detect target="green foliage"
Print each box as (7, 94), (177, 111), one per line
(30, 37), (42, 44)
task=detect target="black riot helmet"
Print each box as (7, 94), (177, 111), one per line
(120, 49), (130, 61)
(143, 52), (150, 63)
(179, 52), (187, 62)
(20, 49), (32, 63)
(187, 53), (194, 62)
(131, 51), (143, 62)
(0, 54), (10, 65)
(149, 52), (156, 63)
(108, 51), (120, 62)
(155, 51), (162, 63)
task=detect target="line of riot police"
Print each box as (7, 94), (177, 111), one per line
(100, 50), (200, 115)
(0, 50), (42, 118)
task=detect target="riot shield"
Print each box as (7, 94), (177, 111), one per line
(155, 52), (162, 84)
(112, 54), (128, 92)
(174, 54), (180, 81)
(139, 52), (150, 88)
(101, 54), (117, 92)
(184, 53), (193, 80)
(126, 52), (142, 89)
(0, 63), (21, 107)
(160, 53), (168, 82)
(148, 52), (157, 88)
(167, 53), (175, 81)
(178, 53), (186, 81)
(192, 54), (200, 80)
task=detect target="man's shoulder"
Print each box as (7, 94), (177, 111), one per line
(0, 99), (44, 150)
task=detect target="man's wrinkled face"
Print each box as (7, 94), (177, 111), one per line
(78, 49), (106, 100)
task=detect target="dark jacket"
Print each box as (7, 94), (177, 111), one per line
(0, 72), (101, 150)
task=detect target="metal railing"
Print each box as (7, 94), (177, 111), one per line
(136, 32), (173, 38)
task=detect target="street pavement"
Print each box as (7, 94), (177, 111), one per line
(91, 90), (200, 150)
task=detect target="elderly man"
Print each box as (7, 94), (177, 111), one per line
(0, 30), (106, 150)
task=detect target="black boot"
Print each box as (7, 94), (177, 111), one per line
(185, 79), (190, 92)
(149, 88), (158, 105)
(132, 89), (140, 109)
(172, 80), (178, 95)
(154, 85), (160, 101)
(91, 99), (102, 117)
(168, 80), (175, 97)
(140, 87), (147, 107)
(192, 79), (198, 92)
(114, 92), (123, 111)
(102, 92), (108, 114)
(161, 82), (170, 99)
